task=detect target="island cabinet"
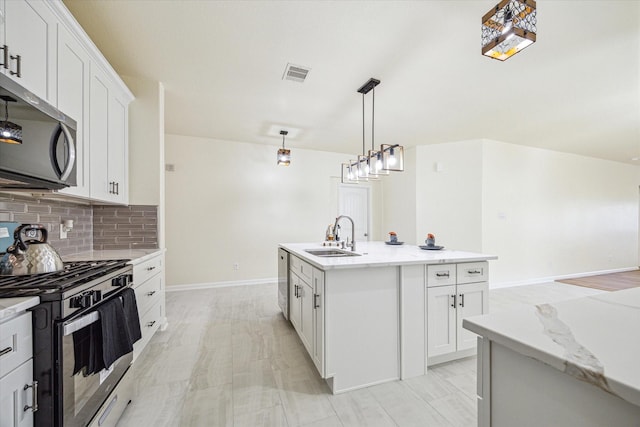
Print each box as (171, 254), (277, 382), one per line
(289, 255), (325, 376)
(280, 242), (496, 394)
(0, 311), (37, 427)
(427, 261), (489, 364)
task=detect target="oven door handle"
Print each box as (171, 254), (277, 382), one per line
(63, 311), (99, 336)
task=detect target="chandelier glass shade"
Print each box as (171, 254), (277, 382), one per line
(277, 130), (290, 166)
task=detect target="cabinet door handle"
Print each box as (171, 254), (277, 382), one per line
(0, 45), (7, 69)
(9, 54), (20, 77)
(146, 290), (156, 297)
(313, 293), (320, 309)
(436, 272), (450, 277)
(450, 294), (457, 308)
(0, 346), (12, 357)
(108, 182), (114, 194)
(467, 269), (481, 275)
(23, 381), (38, 413)
(147, 320), (156, 328)
(294, 284), (298, 298)
(459, 293), (465, 307)
(115, 182), (119, 195)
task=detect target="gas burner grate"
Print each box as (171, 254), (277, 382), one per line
(0, 259), (130, 295)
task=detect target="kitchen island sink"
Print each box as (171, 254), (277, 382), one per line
(304, 249), (361, 257)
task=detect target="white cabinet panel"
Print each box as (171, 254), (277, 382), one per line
(0, 359), (35, 427)
(300, 278), (313, 354)
(89, 64), (110, 201)
(289, 272), (301, 332)
(57, 24), (90, 198)
(4, 0), (56, 102)
(427, 284), (457, 357)
(312, 268), (324, 376)
(456, 282), (489, 351)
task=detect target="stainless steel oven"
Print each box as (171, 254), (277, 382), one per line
(59, 300), (133, 427)
(0, 260), (137, 427)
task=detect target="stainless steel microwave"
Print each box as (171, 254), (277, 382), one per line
(0, 73), (77, 190)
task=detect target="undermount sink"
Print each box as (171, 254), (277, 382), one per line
(304, 249), (362, 257)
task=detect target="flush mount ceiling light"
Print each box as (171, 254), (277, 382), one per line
(482, 0), (536, 61)
(341, 78), (404, 184)
(0, 95), (22, 144)
(277, 130), (291, 166)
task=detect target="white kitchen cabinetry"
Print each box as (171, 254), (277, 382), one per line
(427, 262), (489, 364)
(311, 268), (324, 375)
(56, 24), (90, 198)
(89, 64), (129, 204)
(1, 0), (57, 103)
(289, 255), (324, 375)
(132, 252), (164, 361)
(0, 312), (37, 427)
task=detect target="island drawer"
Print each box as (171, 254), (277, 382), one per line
(290, 255), (313, 282)
(457, 262), (488, 284)
(427, 264), (457, 287)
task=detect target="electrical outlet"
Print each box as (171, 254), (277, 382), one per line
(233, 262), (239, 271)
(59, 224), (68, 239)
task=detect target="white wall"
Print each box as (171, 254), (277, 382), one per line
(381, 147), (417, 244)
(164, 134), (365, 286)
(414, 141), (483, 251)
(482, 139), (639, 286)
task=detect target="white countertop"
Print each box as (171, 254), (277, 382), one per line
(0, 296), (39, 322)
(63, 248), (165, 265)
(463, 287), (640, 408)
(280, 241), (497, 270)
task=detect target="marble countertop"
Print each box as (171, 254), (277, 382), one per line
(63, 248), (165, 265)
(0, 296), (39, 322)
(463, 287), (640, 408)
(280, 241), (497, 270)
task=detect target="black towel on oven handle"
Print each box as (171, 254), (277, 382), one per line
(96, 297), (133, 369)
(72, 320), (104, 376)
(121, 287), (142, 343)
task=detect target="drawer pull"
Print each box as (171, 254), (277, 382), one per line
(0, 346), (12, 357)
(450, 294), (457, 308)
(146, 291), (156, 297)
(436, 272), (450, 277)
(146, 266), (156, 271)
(313, 293), (320, 309)
(459, 293), (465, 307)
(10, 54), (21, 78)
(467, 269), (482, 275)
(24, 381), (38, 412)
(146, 321), (156, 328)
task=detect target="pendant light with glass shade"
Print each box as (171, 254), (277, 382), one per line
(341, 77), (403, 183)
(277, 130), (290, 166)
(0, 95), (22, 145)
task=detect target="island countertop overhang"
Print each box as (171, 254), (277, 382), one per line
(279, 241), (497, 270)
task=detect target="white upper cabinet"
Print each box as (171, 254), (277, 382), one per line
(2, 0), (57, 103)
(89, 63), (129, 205)
(57, 24), (90, 198)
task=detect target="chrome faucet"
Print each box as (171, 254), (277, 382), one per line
(333, 215), (356, 252)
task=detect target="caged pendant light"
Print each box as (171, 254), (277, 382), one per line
(0, 95), (22, 145)
(341, 78), (403, 184)
(482, 0), (537, 61)
(277, 130), (291, 166)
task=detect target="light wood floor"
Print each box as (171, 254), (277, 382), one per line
(116, 282), (603, 427)
(557, 269), (640, 292)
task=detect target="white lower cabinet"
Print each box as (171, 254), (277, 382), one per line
(0, 312), (36, 427)
(132, 252), (165, 361)
(289, 255), (325, 377)
(427, 262), (489, 362)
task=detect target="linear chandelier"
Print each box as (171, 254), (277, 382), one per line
(482, 0), (537, 61)
(341, 78), (403, 184)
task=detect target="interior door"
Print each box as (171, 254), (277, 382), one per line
(337, 184), (370, 241)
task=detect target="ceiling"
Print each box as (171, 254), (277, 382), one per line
(63, 0), (640, 164)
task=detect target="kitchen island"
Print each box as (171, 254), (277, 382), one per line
(463, 287), (640, 426)
(279, 241), (497, 393)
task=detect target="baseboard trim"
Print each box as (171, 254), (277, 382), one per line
(489, 266), (638, 289)
(166, 277), (277, 292)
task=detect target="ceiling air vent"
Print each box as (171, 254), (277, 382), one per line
(283, 63), (310, 83)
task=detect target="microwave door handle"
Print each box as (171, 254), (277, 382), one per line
(63, 311), (99, 336)
(49, 123), (76, 181)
